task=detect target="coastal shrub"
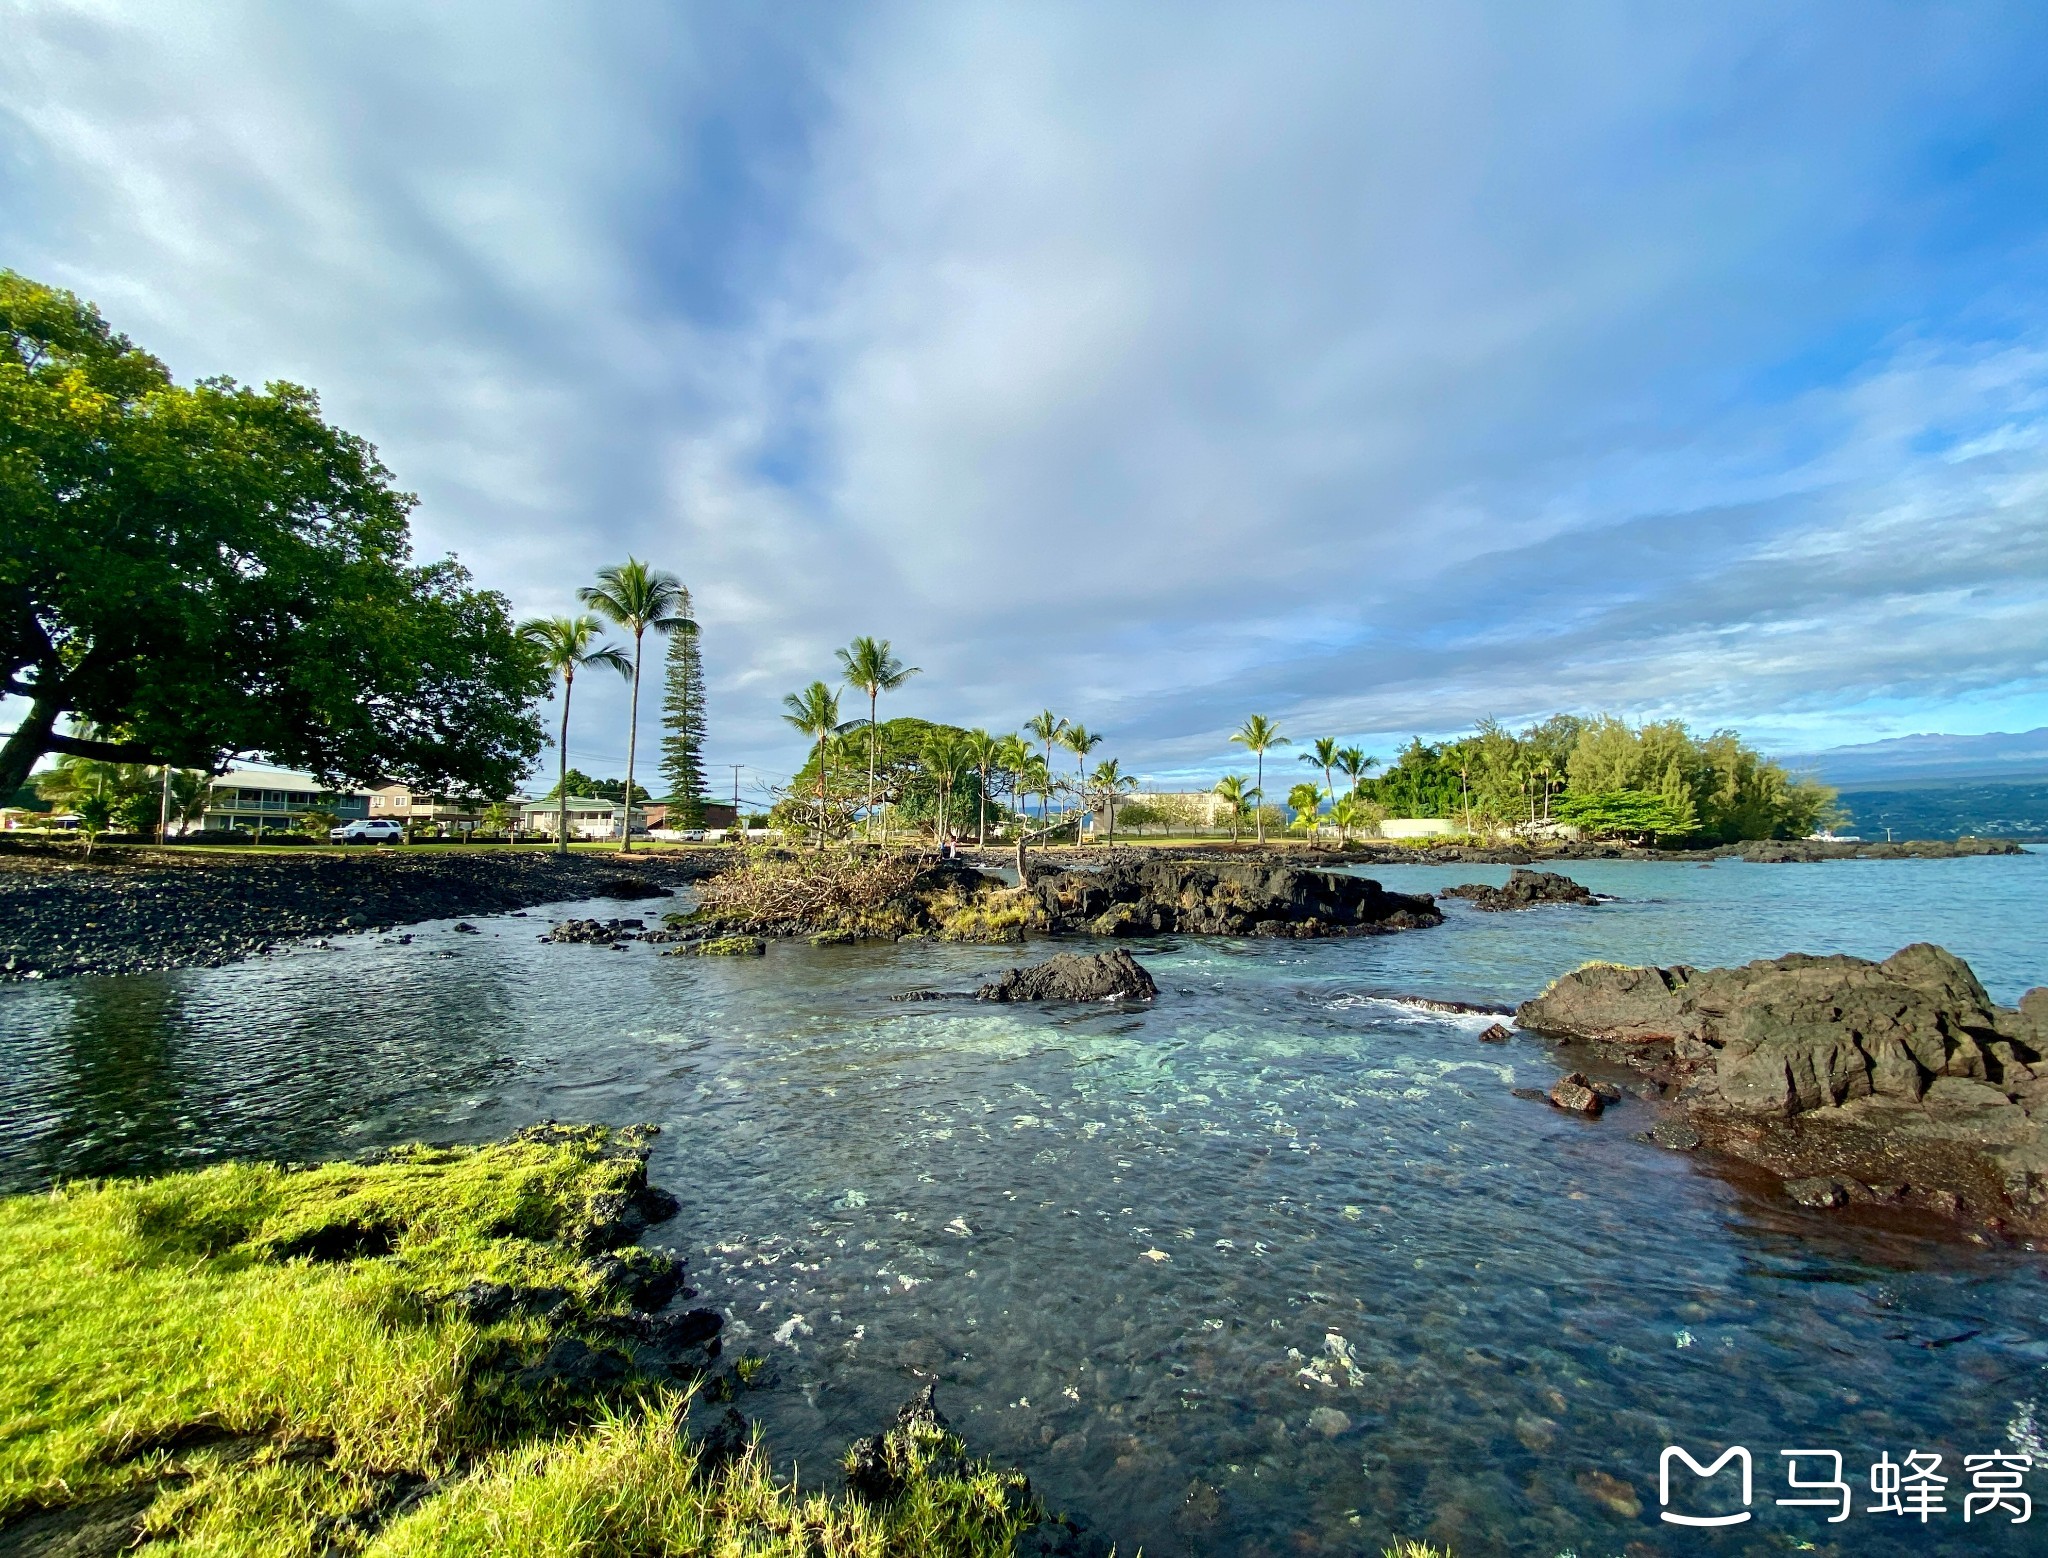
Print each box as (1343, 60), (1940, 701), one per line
(0, 1127), (1055, 1556)
(936, 886), (1045, 943)
(691, 848), (928, 934)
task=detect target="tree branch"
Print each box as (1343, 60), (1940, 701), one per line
(45, 732), (161, 764)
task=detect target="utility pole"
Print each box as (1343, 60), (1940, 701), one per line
(730, 765), (743, 837)
(159, 764), (172, 844)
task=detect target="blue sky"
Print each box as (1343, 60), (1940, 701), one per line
(6, 2), (2048, 797)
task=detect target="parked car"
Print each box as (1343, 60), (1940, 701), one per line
(330, 818), (405, 845)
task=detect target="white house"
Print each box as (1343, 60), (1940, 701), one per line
(518, 797), (648, 840)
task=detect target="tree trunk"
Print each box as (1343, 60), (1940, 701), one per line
(621, 629), (642, 852)
(866, 689), (878, 842)
(977, 768), (987, 847)
(816, 736), (828, 851)
(1255, 752), (1265, 844)
(556, 671), (573, 855)
(0, 693), (59, 801)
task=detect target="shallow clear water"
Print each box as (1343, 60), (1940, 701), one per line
(4, 854), (2046, 1555)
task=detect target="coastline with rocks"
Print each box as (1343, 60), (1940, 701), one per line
(0, 842), (719, 983)
(1, 831), (2025, 984)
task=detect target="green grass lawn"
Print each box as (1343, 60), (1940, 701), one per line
(0, 1128), (1044, 1556)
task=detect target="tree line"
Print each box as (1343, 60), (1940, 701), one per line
(775, 644), (1141, 852)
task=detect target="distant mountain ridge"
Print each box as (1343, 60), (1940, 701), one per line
(1781, 727), (2048, 789)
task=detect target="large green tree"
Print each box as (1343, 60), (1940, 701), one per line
(657, 586), (708, 827)
(0, 273), (548, 800)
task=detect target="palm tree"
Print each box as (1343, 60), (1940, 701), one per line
(1327, 793), (1369, 847)
(1302, 737), (1342, 805)
(519, 615), (632, 854)
(781, 681), (845, 850)
(1089, 758), (1139, 847)
(1229, 716), (1290, 844)
(1335, 746), (1377, 797)
(1018, 752), (1052, 824)
(1213, 774), (1253, 844)
(579, 560), (695, 854)
(1059, 724), (1103, 843)
(1024, 711), (1066, 823)
(1287, 781), (1325, 843)
(964, 728), (1001, 847)
(993, 733), (1033, 835)
(163, 768), (211, 838)
(920, 730), (973, 847)
(836, 637), (921, 841)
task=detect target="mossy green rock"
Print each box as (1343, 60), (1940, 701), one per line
(691, 935), (767, 957)
(0, 1125), (1055, 1556)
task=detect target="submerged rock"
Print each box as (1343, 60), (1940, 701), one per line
(1441, 869), (1597, 911)
(1029, 856), (1441, 938)
(671, 935), (767, 957)
(1548, 1073), (1605, 1115)
(546, 917), (646, 944)
(976, 950), (1159, 1003)
(1516, 944), (2048, 1232)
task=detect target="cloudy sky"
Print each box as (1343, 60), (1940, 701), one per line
(6, 2), (2048, 795)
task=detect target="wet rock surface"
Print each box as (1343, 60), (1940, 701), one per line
(1547, 1073), (1606, 1115)
(1727, 836), (2025, 862)
(1440, 868), (1598, 911)
(545, 917), (648, 944)
(1516, 944), (2048, 1232)
(0, 843), (716, 983)
(1028, 856), (1441, 938)
(976, 950), (1159, 1003)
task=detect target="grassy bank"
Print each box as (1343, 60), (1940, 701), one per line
(0, 1127), (1045, 1556)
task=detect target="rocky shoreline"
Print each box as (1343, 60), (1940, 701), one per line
(1514, 944), (2048, 1240)
(0, 843), (720, 983)
(966, 835), (2028, 867)
(675, 853), (1444, 945)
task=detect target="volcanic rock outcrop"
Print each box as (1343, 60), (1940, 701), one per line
(1515, 944), (2048, 1231)
(1028, 857), (1441, 939)
(976, 950), (1159, 1003)
(1440, 869), (1598, 911)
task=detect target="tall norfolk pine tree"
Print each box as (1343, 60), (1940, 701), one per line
(657, 588), (708, 826)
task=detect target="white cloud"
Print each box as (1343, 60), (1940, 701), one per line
(5, 0), (2046, 791)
